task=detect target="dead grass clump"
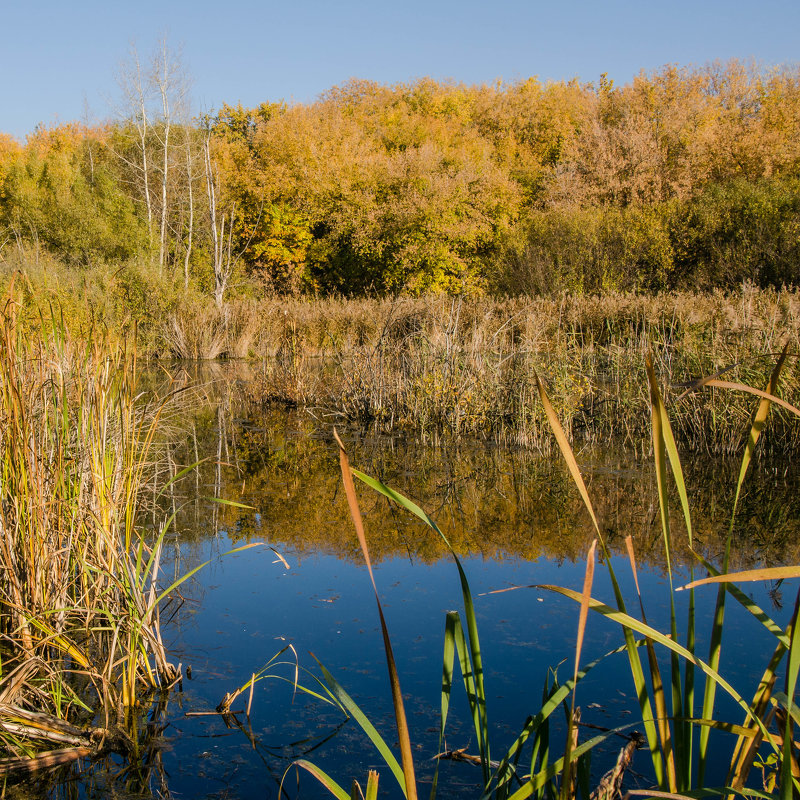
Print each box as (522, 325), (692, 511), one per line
(250, 290), (800, 453)
(0, 286), (184, 769)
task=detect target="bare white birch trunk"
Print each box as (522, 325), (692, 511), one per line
(204, 135), (225, 307)
(157, 43), (171, 272)
(183, 130), (195, 291)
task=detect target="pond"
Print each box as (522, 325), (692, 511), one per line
(29, 365), (800, 799)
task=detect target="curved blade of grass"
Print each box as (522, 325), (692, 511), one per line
(537, 585), (780, 753)
(680, 567), (800, 591)
(699, 344), (789, 784)
(700, 380), (800, 418)
(688, 553), (788, 646)
(646, 357), (693, 547)
(22, 620), (90, 669)
(732, 344), (790, 512)
(263, 672), (347, 709)
(334, 431), (417, 800)
(573, 541), (597, 695)
(294, 759), (351, 800)
(311, 654), (404, 791)
(352, 468), (490, 783)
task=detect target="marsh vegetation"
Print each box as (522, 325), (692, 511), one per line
(1, 53), (799, 799)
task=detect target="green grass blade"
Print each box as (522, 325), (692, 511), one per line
(294, 759), (351, 800)
(335, 432), (417, 800)
(312, 655), (405, 791)
(430, 611), (458, 800)
(450, 611), (489, 783)
(352, 468), (491, 781)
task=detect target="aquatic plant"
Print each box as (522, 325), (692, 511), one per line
(251, 289), (800, 454)
(294, 344), (800, 798)
(0, 281), (261, 777)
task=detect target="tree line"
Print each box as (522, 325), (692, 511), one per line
(1, 57), (799, 300)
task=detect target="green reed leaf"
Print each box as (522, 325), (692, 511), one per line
(294, 759), (350, 800)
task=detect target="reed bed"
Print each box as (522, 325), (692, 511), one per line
(0, 286), (184, 773)
(250, 288), (800, 453)
(297, 348), (800, 799)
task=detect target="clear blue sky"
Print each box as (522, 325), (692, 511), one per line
(2, 0), (798, 139)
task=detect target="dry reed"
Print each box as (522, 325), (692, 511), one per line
(0, 283), (182, 769)
(248, 288), (800, 453)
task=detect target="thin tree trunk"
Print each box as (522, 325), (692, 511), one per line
(204, 135), (225, 307)
(157, 45), (171, 272)
(159, 119), (170, 271)
(183, 132), (194, 291)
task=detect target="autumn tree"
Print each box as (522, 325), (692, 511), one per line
(0, 124), (145, 264)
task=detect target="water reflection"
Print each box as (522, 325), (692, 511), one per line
(162, 363), (800, 572)
(35, 362), (795, 800)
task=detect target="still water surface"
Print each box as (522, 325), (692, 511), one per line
(53, 367), (800, 798)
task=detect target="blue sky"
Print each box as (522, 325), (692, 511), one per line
(2, 0), (798, 139)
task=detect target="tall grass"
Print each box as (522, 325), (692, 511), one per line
(251, 289), (800, 453)
(0, 283), (188, 770)
(296, 344), (800, 798)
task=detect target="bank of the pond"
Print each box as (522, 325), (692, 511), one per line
(243, 289), (800, 454)
(7, 276), (800, 451)
(0, 294), (188, 788)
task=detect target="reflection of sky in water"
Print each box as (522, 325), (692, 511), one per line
(61, 374), (798, 799)
(158, 533), (792, 799)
